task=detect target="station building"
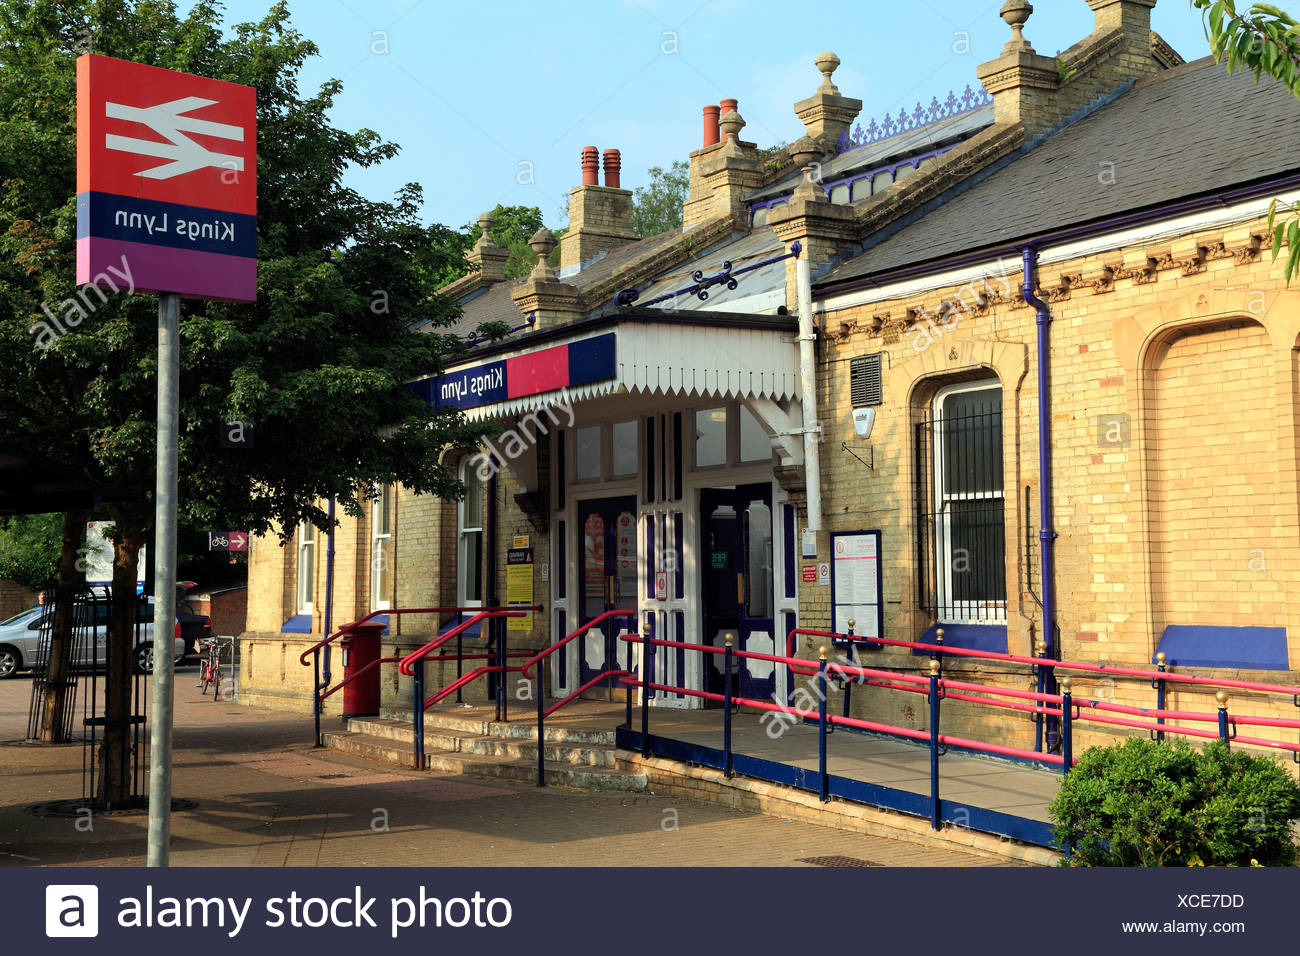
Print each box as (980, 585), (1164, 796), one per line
(242, 0), (1300, 756)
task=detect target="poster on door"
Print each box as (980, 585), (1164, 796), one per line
(829, 530), (883, 641)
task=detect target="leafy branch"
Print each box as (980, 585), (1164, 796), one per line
(1193, 1), (1300, 280)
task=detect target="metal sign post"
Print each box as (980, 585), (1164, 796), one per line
(77, 53), (257, 868)
(146, 291), (180, 867)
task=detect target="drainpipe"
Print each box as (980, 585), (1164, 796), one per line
(486, 461), (499, 701)
(1021, 247), (1059, 750)
(794, 242), (823, 532)
(322, 497), (336, 685)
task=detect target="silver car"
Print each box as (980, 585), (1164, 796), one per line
(0, 603), (186, 678)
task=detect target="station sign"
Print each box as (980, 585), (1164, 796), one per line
(410, 333), (616, 411)
(76, 54), (257, 301)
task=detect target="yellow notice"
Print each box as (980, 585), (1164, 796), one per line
(507, 562), (533, 632)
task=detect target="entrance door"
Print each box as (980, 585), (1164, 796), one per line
(577, 496), (638, 689)
(700, 484), (776, 703)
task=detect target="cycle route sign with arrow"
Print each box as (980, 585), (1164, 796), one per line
(207, 532), (249, 552)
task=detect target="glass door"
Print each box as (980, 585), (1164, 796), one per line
(577, 496), (638, 690)
(700, 483), (775, 703)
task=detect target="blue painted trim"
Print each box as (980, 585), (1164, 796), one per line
(281, 613), (312, 634)
(1155, 625), (1289, 671)
(616, 728), (1057, 847)
(437, 617), (481, 639)
(914, 623), (1008, 654)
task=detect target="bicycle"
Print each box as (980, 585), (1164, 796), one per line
(198, 637), (223, 700)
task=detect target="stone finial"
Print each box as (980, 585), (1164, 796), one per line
(719, 108), (745, 143)
(789, 135), (820, 168)
(790, 135), (826, 203)
(475, 211), (496, 248)
(814, 51), (841, 95)
(528, 227), (557, 278)
(1000, 0), (1035, 53)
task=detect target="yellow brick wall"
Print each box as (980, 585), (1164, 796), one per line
(809, 211), (1300, 760)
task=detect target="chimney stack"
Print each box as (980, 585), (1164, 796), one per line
(602, 149), (622, 189)
(559, 145), (638, 275)
(581, 146), (599, 186)
(703, 105), (721, 147)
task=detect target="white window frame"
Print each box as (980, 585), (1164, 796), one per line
(458, 459), (484, 608)
(296, 520), (315, 615)
(932, 380), (1006, 624)
(370, 484), (393, 611)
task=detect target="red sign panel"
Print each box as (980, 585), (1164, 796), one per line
(76, 54), (257, 301)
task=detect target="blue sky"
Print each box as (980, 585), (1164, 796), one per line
(190, 1), (1246, 233)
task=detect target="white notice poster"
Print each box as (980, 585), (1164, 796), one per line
(830, 531), (882, 639)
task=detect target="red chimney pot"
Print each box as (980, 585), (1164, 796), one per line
(703, 105), (721, 147)
(719, 98), (738, 115)
(581, 146), (599, 186)
(602, 149), (622, 189)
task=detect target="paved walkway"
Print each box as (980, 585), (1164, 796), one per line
(0, 670), (1008, 867)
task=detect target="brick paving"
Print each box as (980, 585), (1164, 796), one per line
(0, 669), (1009, 867)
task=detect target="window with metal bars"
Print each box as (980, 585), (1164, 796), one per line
(914, 382), (1006, 623)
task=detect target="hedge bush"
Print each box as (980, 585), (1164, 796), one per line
(1048, 736), (1300, 866)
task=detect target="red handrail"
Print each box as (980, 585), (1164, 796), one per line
(619, 673), (1068, 766)
(298, 605), (538, 666)
(398, 610), (526, 675)
(544, 669), (631, 719)
(520, 609), (636, 679)
(623, 633), (1300, 758)
(318, 656), (404, 702)
(785, 628), (1300, 698)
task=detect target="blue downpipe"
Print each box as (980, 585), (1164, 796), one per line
(1022, 247), (1060, 752)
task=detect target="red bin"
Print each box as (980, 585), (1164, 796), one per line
(340, 622), (384, 719)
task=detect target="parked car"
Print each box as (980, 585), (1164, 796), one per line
(0, 601), (186, 678)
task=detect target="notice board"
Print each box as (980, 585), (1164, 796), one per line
(506, 547), (534, 632)
(829, 530), (883, 641)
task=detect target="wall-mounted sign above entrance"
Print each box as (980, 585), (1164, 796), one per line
(410, 332), (616, 411)
(829, 530), (884, 642)
(76, 54), (257, 301)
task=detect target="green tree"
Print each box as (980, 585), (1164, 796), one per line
(0, 513), (63, 592)
(632, 160), (688, 238)
(0, 0), (490, 789)
(460, 204), (563, 279)
(1194, 1), (1300, 280)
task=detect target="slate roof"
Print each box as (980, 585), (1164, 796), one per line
(817, 58), (1300, 289)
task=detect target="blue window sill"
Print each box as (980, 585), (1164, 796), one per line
(1155, 625), (1289, 671)
(281, 613), (313, 634)
(438, 616), (482, 640)
(914, 623), (1008, 655)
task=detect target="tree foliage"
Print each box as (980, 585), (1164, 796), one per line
(1194, 0), (1300, 281)
(0, 513), (63, 591)
(0, 0), (492, 544)
(1049, 737), (1300, 866)
(632, 160), (688, 238)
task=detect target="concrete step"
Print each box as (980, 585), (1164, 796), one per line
(320, 730), (420, 769)
(348, 717), (615, 767)
(460, 735), (616, 768)
(421, 750), (646, 791)
(378, 708), (616, 746)
(347, 717), (477, 752)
